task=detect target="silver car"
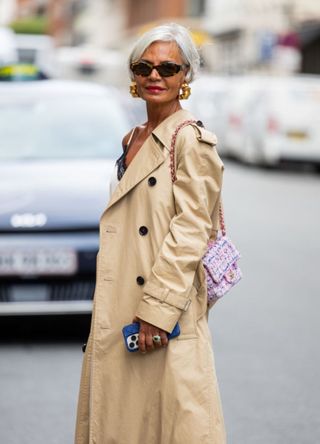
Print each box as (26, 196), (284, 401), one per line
(0, 80), (129, 315)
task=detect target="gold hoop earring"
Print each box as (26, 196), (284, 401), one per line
(179, 82), (191, 100)
(130, 81), (139, 98)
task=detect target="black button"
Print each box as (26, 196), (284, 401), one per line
(82, 343), (87, 353)
(136, 276), (145, 286)
(139, 226), (148, 236)
(148, 177), (157, 186)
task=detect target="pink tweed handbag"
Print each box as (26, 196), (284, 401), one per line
(170, 120), (242, 305)
(202, 205), (242, 304)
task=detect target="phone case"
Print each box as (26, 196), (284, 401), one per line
(122, 322), (180, 352)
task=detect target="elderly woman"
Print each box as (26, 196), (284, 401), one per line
(75, 23), (226, 444)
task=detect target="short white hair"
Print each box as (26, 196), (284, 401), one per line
(128, 23), (200, 83)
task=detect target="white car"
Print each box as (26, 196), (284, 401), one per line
(222, 76), (273, 160)
(223, 75), (320, 167)
(185, 75), (230, 155)
(0, 27), (17, 65)
(244, 76), (320, 166)
(14, 34), (56, 77)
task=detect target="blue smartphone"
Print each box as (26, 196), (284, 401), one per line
(122, 322), (180, 352)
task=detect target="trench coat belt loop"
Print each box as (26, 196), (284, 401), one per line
(145, 283), (192, 311)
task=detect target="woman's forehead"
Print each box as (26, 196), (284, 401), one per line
(141, 41), (183, 63)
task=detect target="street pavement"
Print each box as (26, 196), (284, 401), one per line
(0, 161), (319, 444)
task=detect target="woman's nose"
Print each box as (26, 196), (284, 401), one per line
(149, 67), (161, 80)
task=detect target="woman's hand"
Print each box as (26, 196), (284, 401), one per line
(132, 316), (169, 354)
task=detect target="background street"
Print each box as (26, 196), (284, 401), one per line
(0, 161), (319, 444)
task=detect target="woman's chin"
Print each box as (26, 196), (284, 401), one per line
(142, 94), (177, 105)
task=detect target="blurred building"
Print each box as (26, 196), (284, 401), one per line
(14, 0), (46, 18)
(5, 0), (320, 77)
(298, 21), (320, 74)
(204, 0), (320, 74)
(74, 0), (206, 47)
(1, 0), (79, 45)
(0, 0), (16, 25)
(46, 0), (79, 46)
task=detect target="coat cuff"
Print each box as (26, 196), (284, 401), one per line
(135, 297), (180, 333)
(135, 281), (192, 333)
(143, 281), (192, 311)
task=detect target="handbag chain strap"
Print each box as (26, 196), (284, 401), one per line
(170, 119), (196, 183)
(169, 119), (226, 237)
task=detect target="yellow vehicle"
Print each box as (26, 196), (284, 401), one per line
(0, 63), (48, 81)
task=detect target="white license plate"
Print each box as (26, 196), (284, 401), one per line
(0, 248), (77, 276)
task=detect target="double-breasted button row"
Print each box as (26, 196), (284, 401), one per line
(135, 177), (155, 288)
(148, 177), (157, 187)
(139, 226), (148, 236)
(136, 276), (145, 286)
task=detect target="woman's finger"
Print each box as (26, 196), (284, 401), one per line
(145, 332), (154, 352)
(160, 331), (168, 347)
(138, 330), (146, 354)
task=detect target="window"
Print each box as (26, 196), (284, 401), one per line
(187, 0), (205, 17)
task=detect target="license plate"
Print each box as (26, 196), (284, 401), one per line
(0, 248), (77, 276)
(286, 131), (308, 140)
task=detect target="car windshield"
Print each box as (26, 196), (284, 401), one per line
(0, 95), (127, 160)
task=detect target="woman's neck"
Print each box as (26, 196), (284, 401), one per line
(145, 100), (182, 132)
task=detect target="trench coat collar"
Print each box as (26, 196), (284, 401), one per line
(105, 109), (195, 211)
(152, 108), (195, 151)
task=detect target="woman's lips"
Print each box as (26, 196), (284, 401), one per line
(146, 86), (165, 93)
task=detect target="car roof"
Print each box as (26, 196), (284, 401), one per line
(0, 79), (119, 99)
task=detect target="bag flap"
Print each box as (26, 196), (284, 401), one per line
(202, 236), (241, 282)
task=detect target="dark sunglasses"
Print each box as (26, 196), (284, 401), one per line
(130, 61), (189, 77)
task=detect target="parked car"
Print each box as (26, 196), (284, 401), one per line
(0, 63), (48, 81)
(185, 75), (230, 155)
(222, 76), (267, 160)
(0, 27), (18, 66)
(0, 80), (129, 315)
(14, 33), (55, 77)
(223, 75), (320, 167)
(54, 45), (126, 88)
(242, 76), (320, 166)
(118, 88), (147, 127)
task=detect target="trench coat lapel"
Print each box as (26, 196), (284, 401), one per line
(105, 135), (165, 211)
(105, 109), (194, 212)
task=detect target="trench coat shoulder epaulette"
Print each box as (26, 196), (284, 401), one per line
(190, 122), (218, 147)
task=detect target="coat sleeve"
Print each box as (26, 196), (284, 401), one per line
(135, 126), (224, 333)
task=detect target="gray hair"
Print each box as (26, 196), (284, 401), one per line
(128, 23), (200, 83)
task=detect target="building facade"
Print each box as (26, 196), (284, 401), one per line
(204, 0), (320, 74)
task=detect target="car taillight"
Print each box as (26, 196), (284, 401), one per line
(267, 116), (279, 133)
(228, 113), (242, 127)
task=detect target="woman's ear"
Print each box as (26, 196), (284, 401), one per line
(181, 69), (188, 86)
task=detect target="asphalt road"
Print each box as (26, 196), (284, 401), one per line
(0, 161), (319, 444)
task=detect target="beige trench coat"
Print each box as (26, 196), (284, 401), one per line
(75, 109), (226, 444)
